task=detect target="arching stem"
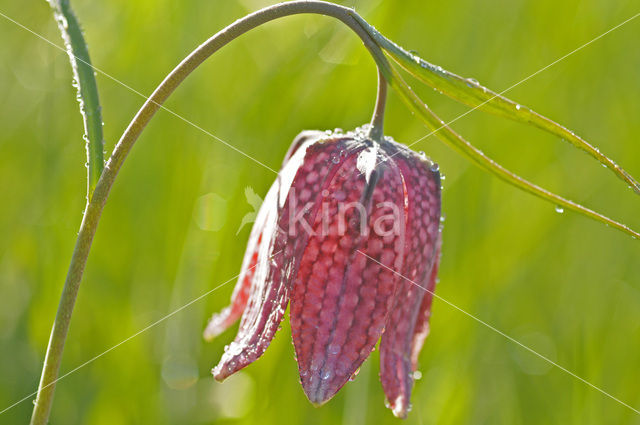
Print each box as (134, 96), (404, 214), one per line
(30, 2), (388, 424)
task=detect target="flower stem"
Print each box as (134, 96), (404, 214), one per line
(30, 2), (388, 424)
(368, 69), (388, 142)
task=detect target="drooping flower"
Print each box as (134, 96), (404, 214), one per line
(204, 126), (442, 418)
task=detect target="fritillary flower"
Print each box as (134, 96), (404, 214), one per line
(205, 126), (442, 418)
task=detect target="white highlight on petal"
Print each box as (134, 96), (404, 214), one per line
(356, 146), (378, 183)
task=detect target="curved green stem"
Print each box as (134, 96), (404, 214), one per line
(351, 14), (640, 196)
(47, 0), (104, 200)
(368, 69), (388, 142)
(30, 2), (387, 424)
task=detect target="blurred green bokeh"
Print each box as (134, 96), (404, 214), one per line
(1, 0), (639, 424)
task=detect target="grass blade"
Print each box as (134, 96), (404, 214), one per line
(47, 0), (104, 199)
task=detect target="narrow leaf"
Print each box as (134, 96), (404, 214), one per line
(351, 14), (640, 196)
(47, 0), (104, 199)
(384, 61), (640, 239)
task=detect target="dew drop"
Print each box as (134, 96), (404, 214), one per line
(349, 367), (361, 381)
(515, 104), (521, 111)
(555, 205), (564, 214)
(429, 162), (439, 172)
(412, 370), (422, 380)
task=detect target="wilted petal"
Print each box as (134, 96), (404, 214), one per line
(378, 144), (441, 418)
(291, 142), (407, 405)
(203, 132), (321, 341)
(203, 186), (276, 340)
(212, 135), (357, 380)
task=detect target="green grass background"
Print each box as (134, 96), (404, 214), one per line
(0, 0), (639, 423)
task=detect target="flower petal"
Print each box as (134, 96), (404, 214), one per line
(291, 142), (408, 405)
(203, 186), (275, 341)
(203, 132), (323, 341)
(378, 144), (441, 418)
(284, 130), (326, 163)
(212, 135), (356, 380)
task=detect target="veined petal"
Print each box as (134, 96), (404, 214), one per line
(378, 142), (441, 418)
(291, 141), (407, 405)
(212, 135), (357, 380)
